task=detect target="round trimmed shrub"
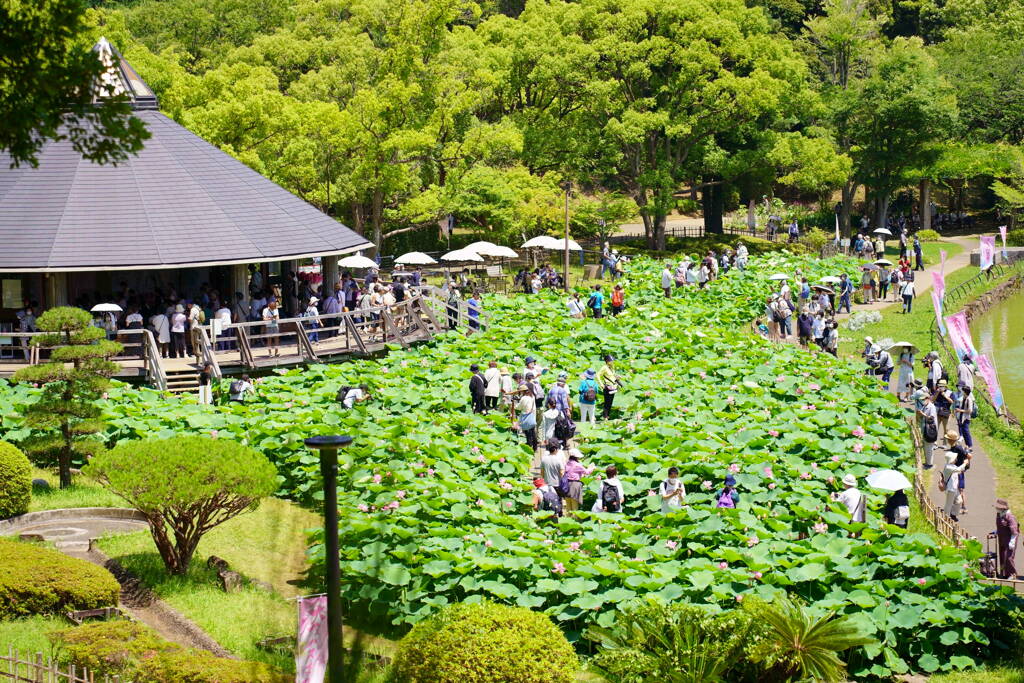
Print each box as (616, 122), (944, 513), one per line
(0, 538), (120, 618)
(0, 441), (31, 518)
(917, 228), (940, 241)
(392, 602), (579, 683)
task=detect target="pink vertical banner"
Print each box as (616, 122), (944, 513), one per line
(931, 270), (945, 300)
(1000, 225), (1009, 261)
(296, 596), (329, 683)
(943, 311), (977, 360)
(940, 249), (948, 273)
(975, 353), (1005, 409)
(931, 291), (947, 336)
(979, 235), (996, 269)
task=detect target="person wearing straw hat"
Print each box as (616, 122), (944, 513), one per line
(944, 430), (971, 514)
(994, 499), (1019, 579)
(834, 474), (866, 523)
(939, 449), (968, 521)
(932, 378), (955, 437)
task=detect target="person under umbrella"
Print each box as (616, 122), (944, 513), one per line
(867, 469), (912, 528)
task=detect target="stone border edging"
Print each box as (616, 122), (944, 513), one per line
(961, 274), (1023, 326)
(0, 507), (148, 534)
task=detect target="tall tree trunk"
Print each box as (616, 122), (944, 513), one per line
(746, 199), (756, 230)
(371, 189), (384, 255)
(840, 182), (857, 238)
(703, 182), (724, 234)
(920, 178), (931, 231)
(654, 213), (667, 251)
(874, 192), (889, 233)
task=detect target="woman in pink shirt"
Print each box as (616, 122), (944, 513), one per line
(563, 450), (592, 512)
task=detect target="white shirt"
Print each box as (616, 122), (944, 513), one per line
(170, 313), (186, 333)
(736, 245), (748, 259)
(929, 359), (943, 381)
(214, 307), (232, 326)
(151, 314), (170, 343)
(661, 268), (673, 288)
(837, 487), (865, 522)
(921, 401), (937, 423)
(125, 312), (143, 326)
(659, 478), (685, 513)
(957, 362), (974, 389)
(484, 367), (501, 397)
(542, 408), (561, 441)
(567, 298), (585, 316)
(342, 387), (364, 409)
(229, 379), (253, 401)
(901, 281), (915, 297)
(812, 317), (826, 338)
(263, 307), (280, 325)
(517, 393), (535, 415)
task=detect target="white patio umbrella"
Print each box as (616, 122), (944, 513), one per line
(395, 251), (437, 265)
(820, 276), (842, 284)
(338, 254), (379, 269)
(90, 303), (123, 313)
(874, 259), (894, 266)
(866, 469), (912, 492)
(487, 245), (519, 258)
(543, 238), (583, 251)
(872, 228), (893, 236)
(769, 273), (789, 281)
(465, 240), (500, 255)
(440, 248), (485, 262)
(521, 235), (560, 249)
(885, 341), (919, 355)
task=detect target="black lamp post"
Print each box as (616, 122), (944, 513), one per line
(305, 435), (353, 683)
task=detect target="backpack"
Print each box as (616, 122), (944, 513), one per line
(554, 413), (576, 442)
(601, 481), (620, 512)
(582, 381), (598, 403)
(922, 416), (938, 444)
(556, 473), (571, 498)
(336, 386), (352, 404)
(716, 489), (735, 509)
(229, 379), (244, 395)
(541, 487), (563, 516)
(587, 294), (599, 310)
(612, 290), (624, 307)
(971, 400), (979, 419)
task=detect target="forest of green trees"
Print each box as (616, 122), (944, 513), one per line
(72, 0), (1024, 250)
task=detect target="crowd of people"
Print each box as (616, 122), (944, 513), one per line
(658, 244), (748, 297)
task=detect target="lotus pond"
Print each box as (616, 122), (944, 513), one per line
(0, 253), (1016, 677)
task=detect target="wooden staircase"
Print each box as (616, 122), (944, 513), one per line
(164, 366), (200, 394)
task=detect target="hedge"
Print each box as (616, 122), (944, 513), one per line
(50, 622), (290, 682)
(392, 602), (579, 683)
(0, 539), (120, 618)
(0, 441), (31, 518)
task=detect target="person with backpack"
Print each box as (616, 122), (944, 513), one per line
(578, 369), (600, 426)
(587, 285), (604, 318)
(924, 351), (944, 392)
(955, 386), (976, 448)
(883, 488), (910, 528)
(957, 354), (975, 391)
(944, 430), (972, 514)
(716, 475), (739, 508)
(515, 380), (538, 452)
(834, 474), (866, 523)
(900, 276), (915, 313)
(547, 372), (572, 417)
(541, 439), (564, 488)
(468, 364), (487, 414)
(541, 397), (562, 443)
(610, 284), (625, 316)
(533, 477), (562, 517)
(567, 291), (586, 319)
(338, 384), (370, 409)
(939, 450), (967, 522)
(932, 379), (955, 437)
(596, 354), (621, 420)
(592, 465), (625, 513)
(228, 374), (254, 403)
(659, 467), (686, 513)
(918, 393), (939, 468)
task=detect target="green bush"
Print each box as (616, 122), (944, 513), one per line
(51, 622), (290, 682)
(392, 602), (579, 683)
(50, 621), (176, 677)
(0, 539), (119, 618)
(917, 229), (940, 241)
(0, 441), (31, 518)
(1007, 229), (1024, 247)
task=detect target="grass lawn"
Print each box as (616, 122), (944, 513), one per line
(0, 616), (67, 657)
(95, 497), (319, 672)
(28, 467), (125, 512)
(932, 667), (1024, 682)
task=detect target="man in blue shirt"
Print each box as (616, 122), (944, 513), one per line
(838, 274), (853, 314)
(547, 372), (572, 416)
(466, 291), (482, 332)
(587, 285), (604, 318)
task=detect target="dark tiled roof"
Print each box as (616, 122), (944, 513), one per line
(0, 110), (371, 271)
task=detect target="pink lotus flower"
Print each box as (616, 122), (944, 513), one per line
(665, 540), (678, 550)
(726, 396), (735, 405)
(730, 384), (739, 391)
(869, 467), (877, 474)
(763, 467), (774, 478)
(768, 482), (776, 490)
(471, 446), (480, 453)
(702, 480), (713, 489)
(827, 476), (835, 484)
(462, 429), (470, 435)
(372, 474), (382, 484)
(808, 383), (821, 391)
(500, 481), (513, 491)
(775, 375), (787, 382)
(552, 562), (566, 575)
(802, 372), (811, 378)
(625, 422), (636, 433)
(795, 388), (804, 395)
(484, 540), (492, 547)
(699, 371), (707, 379)
(872, 443), (881, 450)
(569, 542), (580, 551)
(395, 490), (407, 499)
(463, 535), (472, 540)
(851, 426), (866, 438)
(800, 472), (811, 480)
(728, 463), (741, 473)
(476, 499), (485, 506)
(803, 404), (816, 411)
(831, 455), (840, 462)
(427, 468), (435, 476)
(852, 442), (863, 453)
(505, 501), (513, 508)
(768, 429), (780, 437)
(417, 472), (425, 477)
(753, 571), (763, 580)
(357, 503), (369, 512)
(648, 490), (656, 497)
(101, 392), (109, 400)
(477, 454), (486, 462)
(813, 522), (828, 533)
(811, 462), (818, 469)
(917, 577), (926, 585)
(718, 561), (729, 570)
(499, 457), (506, 463)
(387, 501), (400, 510)
(210, 430), (219, 438)
(747, 536), (759, 547)
(735, 595), (744, 602)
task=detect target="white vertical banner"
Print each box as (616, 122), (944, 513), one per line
(296, 596), (329, 683)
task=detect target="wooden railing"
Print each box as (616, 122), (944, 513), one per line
(1, 647), (124, 683)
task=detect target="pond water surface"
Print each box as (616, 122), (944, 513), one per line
(973, 290), (1024, 419)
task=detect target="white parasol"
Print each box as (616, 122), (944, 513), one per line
(872, 228), (893, 236)
(885, 341), (919, 354)
(394, 251), (437, 266)
(338, 255), (379, 269)
(440, 248), (485, 262)
(820, 276), (842, 284)
(521, 235), (560, 249)
(487, 245), (519, 258)
(874, 259), (894, 266)
(866, 469), (912, 492)
(769, 273), (790, 281)
(90, 303), (123, 313)
(543, 238), (583, 252)
(466, 241), (519, 258)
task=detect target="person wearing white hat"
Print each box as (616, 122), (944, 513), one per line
(169, 304), (187, 358)
(303, 296), (321, 344)
(834, 474), (866, 523)
(940, 449), (968, 521)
